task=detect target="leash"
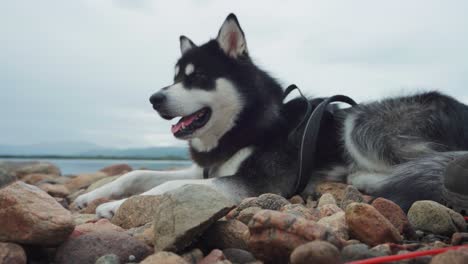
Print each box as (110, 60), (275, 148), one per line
(284, 85), (357, 195)
(345, 244), (468, 264)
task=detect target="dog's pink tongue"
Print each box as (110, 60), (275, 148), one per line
(171, 114), (198, 134)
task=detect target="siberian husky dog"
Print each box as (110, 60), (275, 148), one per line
(75, 14), (468, 218)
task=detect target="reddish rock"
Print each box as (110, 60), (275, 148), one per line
(248, 210), (340, 263)
(0, 182), (74, 245)
(202, 220), (249, 250)
(290, 241), (341, 264)
(112, 195), (163, 229)
(141, 251), (188, 264)
(371, 197), (415, 237)
(345, 203), (402, 246)
(38, 183), (70, 198)
(0, 242), (27, 264)
(198, 249), (226, 264)
(73, 219), (124, 237)
(21, 173), (57, 185)
(55, 231), (153, 264)
(100, 164), (132, 176)
(314, 182), (348, 204)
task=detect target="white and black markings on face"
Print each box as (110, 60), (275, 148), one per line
(173, 60), (216, 90)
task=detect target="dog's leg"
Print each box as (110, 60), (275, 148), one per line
(95, 174), (262, 219)
(74, 165), (202, 209)
(347, 171), (391, 194)
(372, 151), (468, 212)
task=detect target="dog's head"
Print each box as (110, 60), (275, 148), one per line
(150, 14), (283, 152)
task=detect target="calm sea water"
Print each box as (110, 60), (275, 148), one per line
(1, 158), (192, 175)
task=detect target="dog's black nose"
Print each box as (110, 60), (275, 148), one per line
(149, 92), (166, 106)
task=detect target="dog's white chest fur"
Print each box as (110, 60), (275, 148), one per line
(210, 146), (254, 177)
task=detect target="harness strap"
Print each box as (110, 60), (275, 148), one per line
(285, 85), (357, 195)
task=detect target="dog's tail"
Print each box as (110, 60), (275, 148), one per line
(373, 151), (468, 213)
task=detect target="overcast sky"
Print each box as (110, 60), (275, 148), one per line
(1, 0), (468, 148)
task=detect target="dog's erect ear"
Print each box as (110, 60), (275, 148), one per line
(180, 35), (196, 55)
(216, 13), (248, 58)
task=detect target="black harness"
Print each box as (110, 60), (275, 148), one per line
(283, 85), (357, 195)
(203, 84), (357, 196)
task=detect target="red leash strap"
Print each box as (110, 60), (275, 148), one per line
(345, 245), (468, 264)
(464, 216), (468, 221)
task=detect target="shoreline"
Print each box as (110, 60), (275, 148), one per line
(0, 155), (189, 161)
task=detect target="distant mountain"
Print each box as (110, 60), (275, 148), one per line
(0, 142), (189, 159)
(0, 141), (102, 155)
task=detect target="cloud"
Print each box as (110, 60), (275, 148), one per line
(1, 0), (468, 147)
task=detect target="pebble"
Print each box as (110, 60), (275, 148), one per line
(80, 197), (111, 214)
(222, 248), (256, 264)
(372, 197), (415, 237)
(319, 204), (343, 218)
(0, 242), (27, 264)
(126, 222), (154, 246)
(198, 249), (227, 264)
(99, 164), (132, 176)
(408, 200), (466, 236)
(153, 184), (235, 252)
(345, 202), (402, 246)
(95, 254), (121, 264)
(314, 182), (348, 204)
(451, 232), (468, 245)
(38, 183), (70, 198)
(0, 181), (74, 245)
(140, 251), (188, 264)
(430, 249), (468, 264)
(112, 195), (163, 229)
(289, 195), (305, 204)
(0, 168), (17, 188)
(65, 172), (109, 192)
(228, 194), (290, 219)
(317, 193), (337, 208)
(73, 219), (124, 237)
(290, 240), (341, 264)
(201, 219), (249, 250)
(280, 204), (319, 221)
(317, 211), (349, 240)
(248, 209), (340, 263)
(341, 243), (380, 262)
(236, 206), (262, 225)
(340, 185), (364, 209)
(55, 231), (153, 264)
(181, 248), (204, 264)
(20, 173), (56, 185)
(13, 162), (61, 178)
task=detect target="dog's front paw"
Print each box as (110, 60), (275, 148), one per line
(74, 192), (96, 210)
(96, 199), (126, 219)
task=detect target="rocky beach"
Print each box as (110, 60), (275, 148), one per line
(0, 161), (467, 264)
